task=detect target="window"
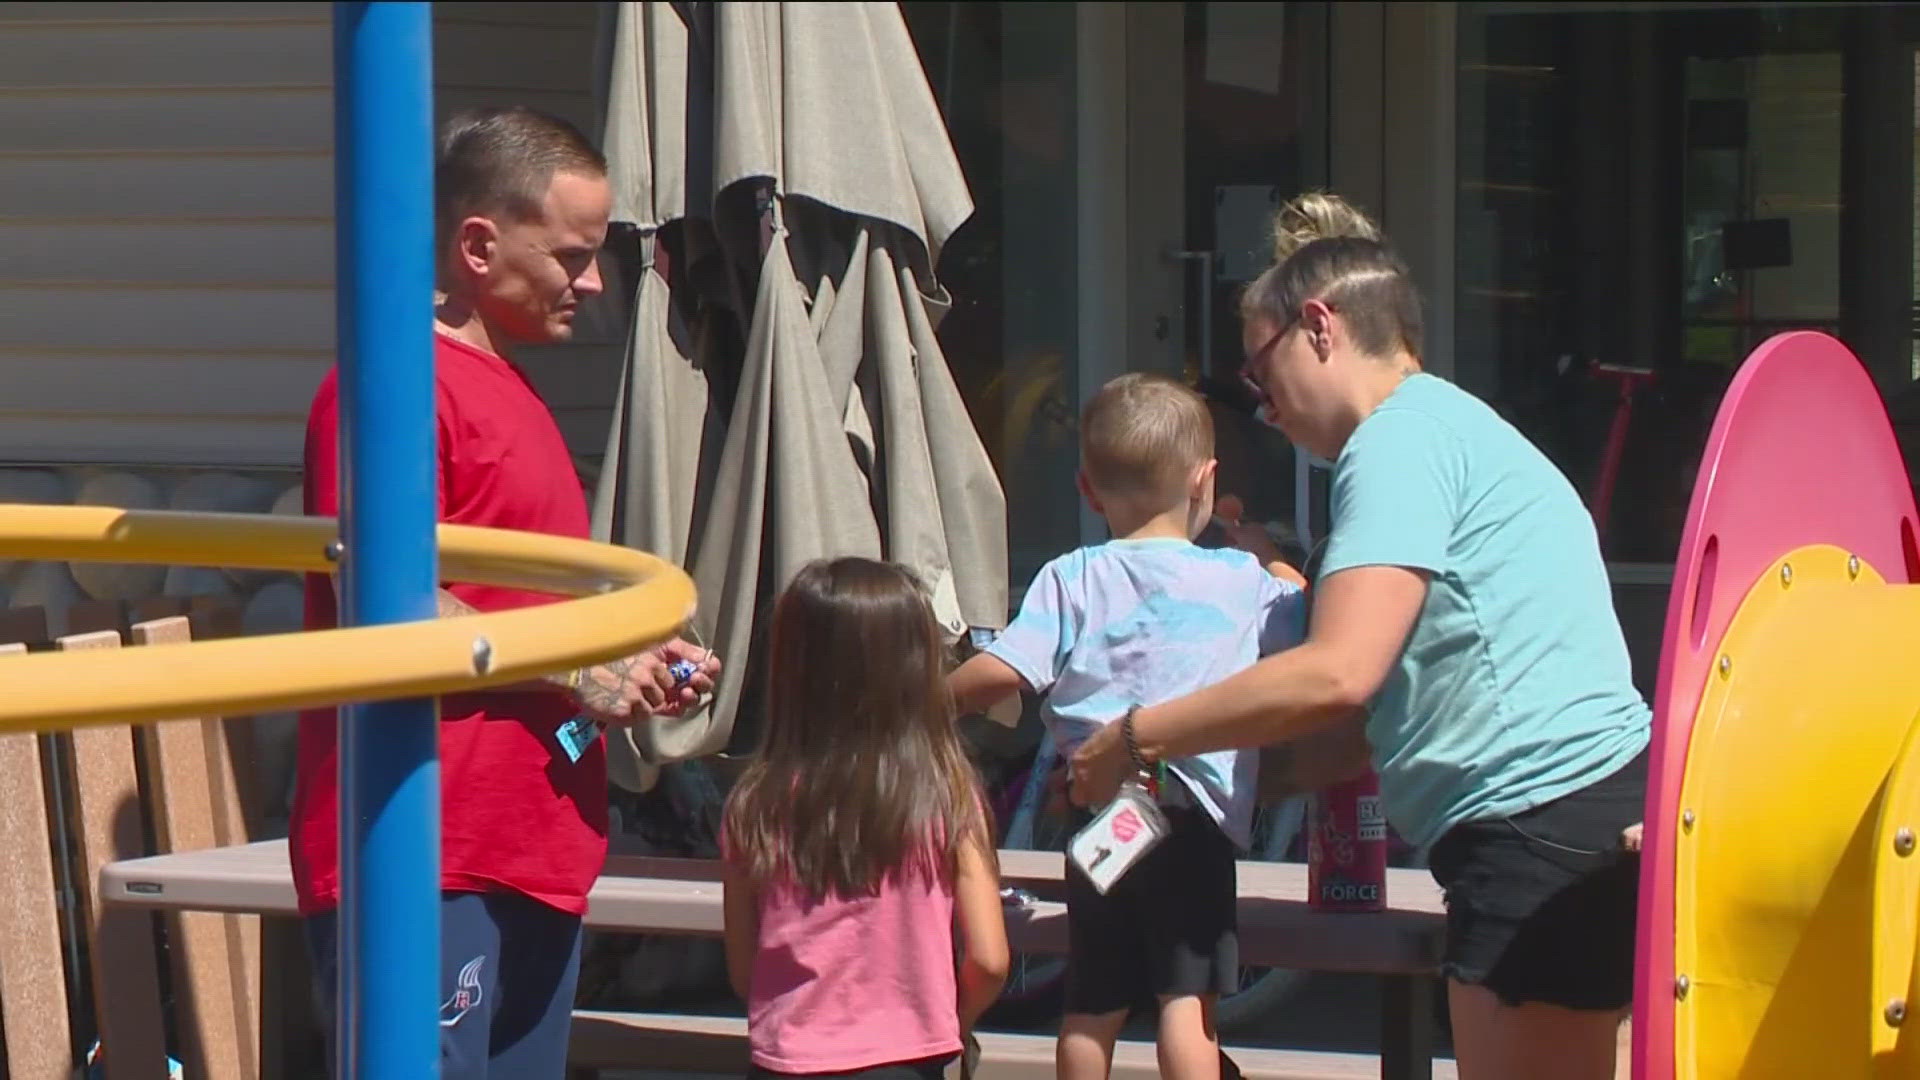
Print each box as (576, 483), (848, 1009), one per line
(1458, 2), (1919, 564)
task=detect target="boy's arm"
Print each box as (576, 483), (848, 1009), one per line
(949, 651), (1029, 723)
(1265, 558), (1308, 589)
(960, 557), (1074, 725)
(1216, 503), (1307, 588)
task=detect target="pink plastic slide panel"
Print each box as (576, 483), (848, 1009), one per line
(1633, 331), (1920, 1080)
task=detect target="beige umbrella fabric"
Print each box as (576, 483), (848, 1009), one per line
(594, 1), (1006, 783)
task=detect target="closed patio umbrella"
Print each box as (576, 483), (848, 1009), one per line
(593, 1), (1006, 786)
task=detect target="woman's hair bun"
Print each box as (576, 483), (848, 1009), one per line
(1270, 191), (1381, 261)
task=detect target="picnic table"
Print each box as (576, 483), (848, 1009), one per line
(101, 842), (1451, 1079)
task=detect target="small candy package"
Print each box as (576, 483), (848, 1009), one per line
(1067, 778), (1170, 894)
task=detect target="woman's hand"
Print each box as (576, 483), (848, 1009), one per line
(1067, 720), (1133, 808)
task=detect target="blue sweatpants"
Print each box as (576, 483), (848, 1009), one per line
(306, 890), (583, 1079)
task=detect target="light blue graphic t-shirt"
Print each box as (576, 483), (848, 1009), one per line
(985, 538), (1307, 849)
(1320, 373), (1651, 848)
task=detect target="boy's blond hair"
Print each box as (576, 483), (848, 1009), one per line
(1080, 373), (1214, 505)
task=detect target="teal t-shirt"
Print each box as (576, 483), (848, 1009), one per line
(1319, 373), (1650, 848)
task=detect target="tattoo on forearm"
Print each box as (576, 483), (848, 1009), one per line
(429, 587), (667, 710)
(434, 588), (583, 698)
(574, 652), (649, 715)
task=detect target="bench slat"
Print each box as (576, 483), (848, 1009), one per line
(102, 843), (1447, 974)
(105, 841), (1443, 976)
(0, 639), (74, 1080)
(133, 616), (258, 1080)
(61, 628), (171, 1080)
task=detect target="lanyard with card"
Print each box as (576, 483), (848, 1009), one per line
(1067, 773), (1171, 894)
(554, 715), (601, 763)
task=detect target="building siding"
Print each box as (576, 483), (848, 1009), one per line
(0, 1), (620, 468)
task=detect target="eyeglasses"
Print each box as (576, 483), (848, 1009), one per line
(1239, 321), (1288, 402)
(1244, 298), (1332, 370)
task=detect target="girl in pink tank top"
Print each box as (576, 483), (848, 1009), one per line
(722, 558), (1009, 1079)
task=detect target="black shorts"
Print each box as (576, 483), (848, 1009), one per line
(1064, 783), (1239, 1015)
(1427, 746), (1647, 1011)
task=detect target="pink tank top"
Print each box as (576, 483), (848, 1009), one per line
(744, 862), (961, 1073)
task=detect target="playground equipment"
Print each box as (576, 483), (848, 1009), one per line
(0, 5), (697, 1077)
(1635, 330), (1920, 1079)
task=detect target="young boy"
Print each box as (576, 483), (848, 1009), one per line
(951, 373), (1307, 1080)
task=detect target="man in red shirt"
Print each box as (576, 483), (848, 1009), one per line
(295, 106), (719, 1079)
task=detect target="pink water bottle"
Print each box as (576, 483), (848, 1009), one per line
(1307, 771), (1388, 912)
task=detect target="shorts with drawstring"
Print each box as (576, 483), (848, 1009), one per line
(1063, 780), (1239, 1015)
(1426, 747), (1647, 1011)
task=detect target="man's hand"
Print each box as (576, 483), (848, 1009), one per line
(571, 638), (719, 726)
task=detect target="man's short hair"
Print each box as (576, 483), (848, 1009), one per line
(1080, 373), (1215, 502)
(436, 106), (607, 246)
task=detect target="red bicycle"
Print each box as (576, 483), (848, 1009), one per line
(1588, 360), (1657, 550)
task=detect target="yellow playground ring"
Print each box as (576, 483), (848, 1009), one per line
(0, 504), (697, 735)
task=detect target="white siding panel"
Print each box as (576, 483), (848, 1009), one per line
(1, 1), (609, 468)
(433, 3), (601, 28)
(0, 418), (303, 467)
(0, 354), (325, 465)
(0, 223), (332, 286)
(0, 4), (327, 24)
(437, 22), (601, 96)
(0, 156), (332, 220)
(0, 90), (333, 155)
(0, 354), (327, 417)
(0, 288), (335, 354)
(0, 24), (330, 89)
(437, 89), (599, 133)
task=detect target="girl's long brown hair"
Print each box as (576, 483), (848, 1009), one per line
(722, 557), (990, 899)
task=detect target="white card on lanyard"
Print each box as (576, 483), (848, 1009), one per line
(1068, 779), (1171, 894)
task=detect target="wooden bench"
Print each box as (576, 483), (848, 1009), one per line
(102, 843), (1450, 1078)
(0, 600), (264, 1080)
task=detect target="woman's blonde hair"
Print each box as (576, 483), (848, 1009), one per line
(722, 557), (990, 900)
(1241, 191), (1423, 360)
(1269, 190), (1381, 261)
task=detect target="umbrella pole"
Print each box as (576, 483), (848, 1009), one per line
(331, 4), (442, 1078)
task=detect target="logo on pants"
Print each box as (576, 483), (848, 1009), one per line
(440, 956), (486, 1027)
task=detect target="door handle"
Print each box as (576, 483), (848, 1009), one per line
(1165, 249), (1216, 376)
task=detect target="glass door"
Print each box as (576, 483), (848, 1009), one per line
(1120, 0), (1344, 1040)
(1124, 1), (1332, 569)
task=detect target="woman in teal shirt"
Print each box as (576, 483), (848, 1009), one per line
(1071, 194), (1650, 1080)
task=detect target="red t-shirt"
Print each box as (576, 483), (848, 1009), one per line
(290, 333), (607, 917)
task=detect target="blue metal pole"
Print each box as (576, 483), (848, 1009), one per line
(331, 4), (439, 1078)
